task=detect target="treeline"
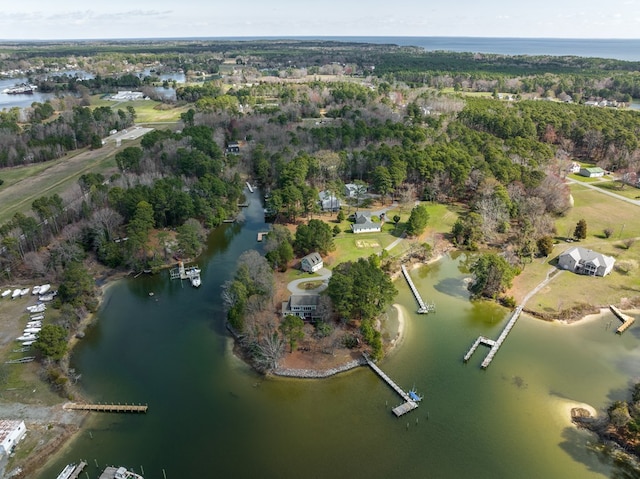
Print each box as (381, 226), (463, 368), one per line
(0, 105), (135, 167)
(0, 124), (242, 278)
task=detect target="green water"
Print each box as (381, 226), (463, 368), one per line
(35, 197), (639, 479)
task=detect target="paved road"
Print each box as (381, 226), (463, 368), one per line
(287, 267), (332, 295)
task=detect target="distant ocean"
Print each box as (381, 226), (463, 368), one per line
(210, 36), (640, 62)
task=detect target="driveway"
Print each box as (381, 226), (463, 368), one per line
(287, 267), (332, 295)
(566, 177), (640, 207)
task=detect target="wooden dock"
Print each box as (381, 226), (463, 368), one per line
(257, 232), (269, 242)
(64, 402), (148, 413)
(463, 306), (523, 369)
(69, 461), (87, 479)
(363, 353), (419, 417)
(610, 305), (636, 334)
(401, 265), (435, 314)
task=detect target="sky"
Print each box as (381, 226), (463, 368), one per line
(1, 0), (640, 40)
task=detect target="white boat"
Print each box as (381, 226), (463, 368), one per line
(114, 466), (144, 479)
(32, 285), (41, 295)
(20, 288), (30, 296)
(24, 327), (41, 334)
(38, 284), (51, 294)
(11, 289), (21, 299)
(185, 267), (201, 288)
(29, 314), (44, 321)
(21, 340), (35, 346)
(17, 333), (37, 341)
(56, 464), (76, 479)
(26, 304), (46, 313)
(1, 289), (11, 298)
(39, 293), (55, 302)
(26, 321), (42, 328)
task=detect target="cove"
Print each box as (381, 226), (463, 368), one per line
(35, 195), (638, 479)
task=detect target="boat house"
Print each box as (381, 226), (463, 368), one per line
(557, 246), (615, 276)
(301, 252), (323, 273)
(351, 212), (381, 234)
(281, 295), (320, 320)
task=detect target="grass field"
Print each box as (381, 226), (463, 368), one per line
(509, 183), (640, 316)
(91, 95), (190, 123)
(594, 181), (640, 200)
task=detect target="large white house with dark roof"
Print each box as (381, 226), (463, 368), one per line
(557, 246), (615, 276)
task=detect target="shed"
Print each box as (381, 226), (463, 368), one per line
(579, 167), (605, 178)
(0, 420), (26, 455)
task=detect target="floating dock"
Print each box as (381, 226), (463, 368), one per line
(246, 182), (254, 193)
(610, 305), (635, 334)
(463, 306), (523, 369)
(363, 353), (419, 417)
(401, 265), (435, 314)
(169, 262), (201, 287)
(257, 232), (269, 242)
(64, 403), (148, 413)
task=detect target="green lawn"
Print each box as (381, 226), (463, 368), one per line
(594, 181), (640, 200)
(567, 173), (605, 183)
(90, 95), (190, 123)
(510, 184), (640, 316)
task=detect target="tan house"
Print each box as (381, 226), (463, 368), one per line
(301, 252), (323, 273)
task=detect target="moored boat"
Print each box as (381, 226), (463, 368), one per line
(21, 340), (35, 346)
(1, 289), (11, 298)
(39, 293), (55, 302)
(32, 285), (41, 295)
(11, 289), (21, 299)
(17, 333), (37, 341)
(38, 284), (51, 294)
(26, 304), (46, 313)
(26, 321), (42, 328)
(55, 463), (76, 479)
(24, 327), (41, 334)
(2, 83), (37, 95)
(29, 314), (44, 321)
(20, 288), (30, 296)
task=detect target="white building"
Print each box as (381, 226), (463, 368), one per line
(351, 212), (382, 234)
(0, 420), (26, 455)
(301, 252), (323, 273)
(558, 247), (615, 277)
(110, 91), (145, 101)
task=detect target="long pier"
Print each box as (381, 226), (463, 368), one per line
(246, 181), (254, 193)
(64, 402), (148, 413)
(610, 305), (636, 334)
(401, 265), (435, 314)
(463, 306), (523, 369)
(363, 354), (419, 417)
(69, 461), (87, 479)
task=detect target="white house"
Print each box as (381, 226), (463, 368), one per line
(110, 91), (145, 101)
(568, 161), (581, 174)
(0, 420), (26, 455)
(351, 212), (381, 234)
(557, 247), (615, 277)
(281, 295), (320, 320)
(301, 252), (323, 273)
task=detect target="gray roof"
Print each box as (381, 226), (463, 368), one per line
(352, 212), (380, 232)
(302, 252), (323, 267)
(289, 295), (320, 307)
(561, 246), (615, 269)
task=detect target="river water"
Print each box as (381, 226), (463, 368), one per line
(34, 193), (639, 479)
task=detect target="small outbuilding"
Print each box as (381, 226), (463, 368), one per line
(579, 167), (605, 178)
(301, 252), (323, 273)
(557, 246), (615, 276)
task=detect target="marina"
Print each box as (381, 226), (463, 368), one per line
(55, 462), (87, 479)
(401, 265), (435, 314)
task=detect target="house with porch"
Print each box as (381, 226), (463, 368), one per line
(351, 211), (382, 234)
(557, 246), (615, 276)
(301, 252), (323, 273)
(281, 295), (320, 320)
